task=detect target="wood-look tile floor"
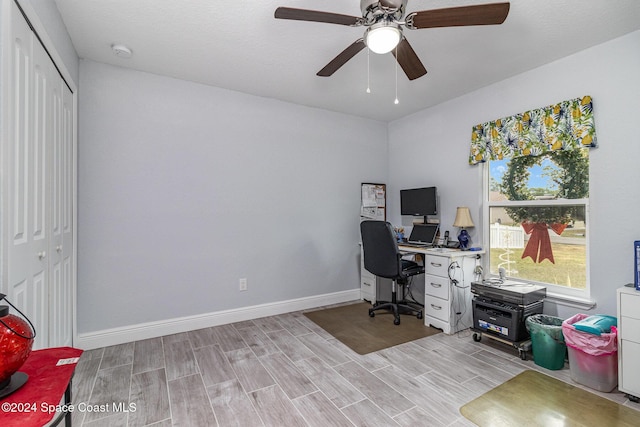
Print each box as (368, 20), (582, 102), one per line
(69, 303), (640, 426)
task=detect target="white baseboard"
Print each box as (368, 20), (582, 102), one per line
(75, 289), (361, 350)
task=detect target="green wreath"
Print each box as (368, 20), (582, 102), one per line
(499, 149), (589, 224)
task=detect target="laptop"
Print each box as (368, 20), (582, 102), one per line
(403, 224), (439, 247)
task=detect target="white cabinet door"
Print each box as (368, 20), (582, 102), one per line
(620, 340), (640, 395)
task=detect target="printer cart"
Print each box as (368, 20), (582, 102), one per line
(470, 281), (546, 360)
(471, 327), (532, 360)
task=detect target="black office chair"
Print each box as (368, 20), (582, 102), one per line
(360, 220), (424, 325)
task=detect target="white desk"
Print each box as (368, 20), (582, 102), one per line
(398, 246), (483, 334)
(359, 243), (484, 333)
(397, 245), (485, 257)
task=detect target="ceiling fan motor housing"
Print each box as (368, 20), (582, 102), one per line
(361, 0), (407, 25)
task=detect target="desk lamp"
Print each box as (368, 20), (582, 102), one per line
(453, 207), (474, 250)
(0, 293), (35, 398)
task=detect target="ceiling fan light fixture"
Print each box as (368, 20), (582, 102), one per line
(365, 23), (401, 54)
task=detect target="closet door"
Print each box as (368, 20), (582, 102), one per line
(6, 1), (49, 350)
(49, 77), (74, 347)
(4, 1), (74, 349)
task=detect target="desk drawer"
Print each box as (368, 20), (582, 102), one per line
(424, 254), (449, 277)
(361, 275), (374, 291)
(620, 315), (640, 342)
(425, 295), (450, 322)
(621, 293), (640, 320)
(424, 275), (449, 300)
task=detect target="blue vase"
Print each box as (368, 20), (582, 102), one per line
(458, 229), (470, 249)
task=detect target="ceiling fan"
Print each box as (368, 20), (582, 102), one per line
(275, 1), (510, 80)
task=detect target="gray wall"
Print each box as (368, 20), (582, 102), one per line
(77, 60), (388, 333)
(388, 30), (640, 318)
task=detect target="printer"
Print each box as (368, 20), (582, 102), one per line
(471, 280), (546, 343)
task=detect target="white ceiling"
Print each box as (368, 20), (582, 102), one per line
(54, 0), (640, 122)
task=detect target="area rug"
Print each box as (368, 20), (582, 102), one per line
(303, 302), (440, 355)
(460, 370), (639, 426)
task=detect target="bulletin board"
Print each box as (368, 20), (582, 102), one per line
(361, 183), (386, 221)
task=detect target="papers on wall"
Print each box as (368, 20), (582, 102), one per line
(361, 183), (386, 220)
(361, 206), (382, 219)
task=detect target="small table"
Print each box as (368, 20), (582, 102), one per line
(0, 347), (83, 427)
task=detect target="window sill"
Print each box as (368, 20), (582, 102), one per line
(544, 291), (596, 310)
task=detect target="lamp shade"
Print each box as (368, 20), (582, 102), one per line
(453, 207), (474, 228)
(365, 23), (401, 54)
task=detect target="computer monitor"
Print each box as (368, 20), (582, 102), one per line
(400, 186), (437, 220)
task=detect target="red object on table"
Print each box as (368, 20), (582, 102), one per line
(0, 347), (83, 427)
(0, 308), (35, 388)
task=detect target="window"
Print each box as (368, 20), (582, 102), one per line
(486, 149), (589, 298)
(469, 95), (596, 301)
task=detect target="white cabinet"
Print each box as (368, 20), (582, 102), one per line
(617, 286), (640, 401)
(424, 251), (478, 334)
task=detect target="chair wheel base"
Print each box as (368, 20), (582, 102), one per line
(368, 301), (422, 325)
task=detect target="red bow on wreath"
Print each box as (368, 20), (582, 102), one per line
(521, 222), (568, 264)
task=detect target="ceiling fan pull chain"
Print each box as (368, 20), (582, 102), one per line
(366, 47), (371, 93)
(394, 45), (399, 105)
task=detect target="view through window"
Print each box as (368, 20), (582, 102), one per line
(487, 150), (589, 294)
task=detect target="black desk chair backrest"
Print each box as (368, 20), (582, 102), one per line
(360, 220), (403, 279)
(360, 220), (424, 325)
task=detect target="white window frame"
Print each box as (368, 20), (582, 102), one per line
(482, 163), (594, 308)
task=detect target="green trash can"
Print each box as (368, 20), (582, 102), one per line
(526, 314), (566, 370)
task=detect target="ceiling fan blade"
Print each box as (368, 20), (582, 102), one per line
(275, 7), (362, 26)
(392, 38), (427, 81)
(317, 39), (366, 77)
(406, 2), (510, 29)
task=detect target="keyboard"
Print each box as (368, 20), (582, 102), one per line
(400, 242), (431, 248)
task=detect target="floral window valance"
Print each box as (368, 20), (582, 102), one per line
(468, 96), (597, 165)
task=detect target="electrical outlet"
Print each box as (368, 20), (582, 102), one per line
(239, 278), (248, 291)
